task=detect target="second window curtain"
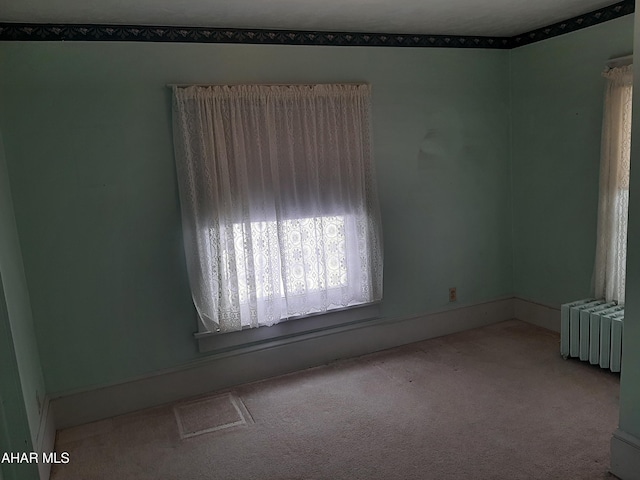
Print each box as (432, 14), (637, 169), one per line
(594, 65), (633, 304)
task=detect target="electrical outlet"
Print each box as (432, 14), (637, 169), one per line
(449, 287), (457, 302)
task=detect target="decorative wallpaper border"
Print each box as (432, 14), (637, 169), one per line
(0, 0), (634, 49)
(511, 0), (634, 47)
(0, 24), (512, 48)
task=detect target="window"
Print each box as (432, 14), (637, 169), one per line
(594, 63), (632, 304)
(172, 84), (383, 334)
(225, 215), (349, 302)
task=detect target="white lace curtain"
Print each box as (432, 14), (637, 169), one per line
(594, 65), (633, 304)
(172, 84), (383, 333)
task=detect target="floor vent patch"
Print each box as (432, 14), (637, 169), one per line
(173, 392), (252, 439)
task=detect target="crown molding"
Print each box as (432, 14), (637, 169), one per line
(0, 0), (634, 49)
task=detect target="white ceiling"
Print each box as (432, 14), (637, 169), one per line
(0, 0), (623, 37)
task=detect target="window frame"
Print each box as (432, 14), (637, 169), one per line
(195, 300), (381, 353)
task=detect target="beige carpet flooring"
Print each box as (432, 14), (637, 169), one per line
(51, 320), (620, 479)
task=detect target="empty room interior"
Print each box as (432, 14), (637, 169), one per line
(2, 0), (640, 479)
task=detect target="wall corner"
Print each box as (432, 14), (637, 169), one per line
(611, 428), (640, 480)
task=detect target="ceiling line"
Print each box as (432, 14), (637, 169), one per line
(0, 0), (633, 49)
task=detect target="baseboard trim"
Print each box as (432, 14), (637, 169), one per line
(51, 297), (514, 429)
(513, 297), (560, 332)
(611, 429), (640, 480)
(35, 396), (55, 480)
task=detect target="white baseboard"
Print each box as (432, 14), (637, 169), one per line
(35, 396), (56, 480)
(51, 297), (514, 429)
(513, 297), (560, 332)
(611, 429), (640, 480)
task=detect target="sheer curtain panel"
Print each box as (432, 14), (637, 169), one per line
(172, 84), (383, 334)
(594, 65), (633, 304)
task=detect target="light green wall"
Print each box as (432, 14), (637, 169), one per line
(510, 16), (634, 307)
(0, 133), (40, 480)
(0, 284), (39, 480)
(0, 43), (513, 395)
(618, 9), (640, 442)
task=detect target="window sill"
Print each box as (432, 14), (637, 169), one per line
(195, 302), (381, 354)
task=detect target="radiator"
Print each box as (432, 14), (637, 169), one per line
(560, 299), (624, 372)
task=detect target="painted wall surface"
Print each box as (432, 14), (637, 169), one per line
(0, 134), (40, 480)
(0, 131), (45, 448)
(618, 9), (640, 442)
(0, 283), (39, 480)
(0, 43), (513, 395)
(510, 16), (634, 307)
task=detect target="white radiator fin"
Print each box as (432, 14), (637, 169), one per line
(560, 298), (624, 372)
